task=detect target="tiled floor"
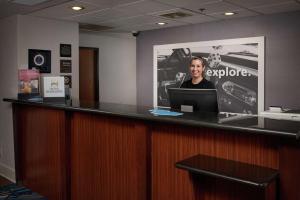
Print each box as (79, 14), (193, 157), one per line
(0, 176), (47, 199)
(0, 175), (11, 186)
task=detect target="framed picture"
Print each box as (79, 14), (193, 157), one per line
(60, 59), (72, 73)
(62, 75), (72, 88)
(153, 36), (265, 114)
(28, 49), (51, 73)
(60, 44), (71, 57)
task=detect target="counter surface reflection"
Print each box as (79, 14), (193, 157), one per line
(3, 98), (300, 140)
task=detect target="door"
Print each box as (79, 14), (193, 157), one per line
(79, 47), (99, 102)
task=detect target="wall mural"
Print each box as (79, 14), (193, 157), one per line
(153, 36), (265, 114)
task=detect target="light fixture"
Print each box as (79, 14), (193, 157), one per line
(157, 22), (167, 26)
(224, 12), (236, 16)
(72, 6), (84, 11)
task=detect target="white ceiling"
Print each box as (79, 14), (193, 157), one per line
(1, 0), (300, 33)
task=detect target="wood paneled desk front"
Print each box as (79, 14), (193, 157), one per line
(4, 98), (300, 200)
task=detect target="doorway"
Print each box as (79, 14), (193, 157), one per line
(79, 47), (99, 102)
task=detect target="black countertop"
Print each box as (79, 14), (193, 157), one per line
(3, 98), (300, 140)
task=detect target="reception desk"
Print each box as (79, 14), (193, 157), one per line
(4, 98), (300, 200)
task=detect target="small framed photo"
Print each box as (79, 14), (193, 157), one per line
(60, 44), (71, 57)
(28, 49), (51, 73)
(60, 59), (72, 73)
(62, 75), (72, 88)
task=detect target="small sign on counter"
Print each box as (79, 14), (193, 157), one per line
(42, 76), (65, 101)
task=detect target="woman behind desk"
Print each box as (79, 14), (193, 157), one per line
(180, 56), (215, 89)
(176, 56), (218, 113)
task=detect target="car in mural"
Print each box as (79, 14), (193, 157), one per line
(157, 48), (191, 107)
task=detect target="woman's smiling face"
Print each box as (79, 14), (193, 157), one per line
(189, 59), (205, 79)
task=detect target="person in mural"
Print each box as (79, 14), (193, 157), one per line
(180, 56), (215, 89)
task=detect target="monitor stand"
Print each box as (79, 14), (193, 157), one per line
(181, 105), (193, 112)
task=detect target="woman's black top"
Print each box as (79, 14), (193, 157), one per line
(180, 78), (215, 89)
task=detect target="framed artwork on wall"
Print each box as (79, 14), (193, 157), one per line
(60, 44), (71, 57)
(153, 36), (265, 114)
(62, 75), (72, 88)
(60, 59), (72, 73)
(28, 49), (51, 73)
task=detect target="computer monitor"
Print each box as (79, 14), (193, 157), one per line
(168, 88), (219, 113)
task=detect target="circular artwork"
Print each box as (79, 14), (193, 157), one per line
(33, 54), (45, 66)
(28, 49), (51, 73)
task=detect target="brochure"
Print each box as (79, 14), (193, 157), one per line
(18, 69), (40, 97)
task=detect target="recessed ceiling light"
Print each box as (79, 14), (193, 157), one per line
(224, 12), (236, 16)
(72, 6), (84, 11)
(157, 22), (167, 26)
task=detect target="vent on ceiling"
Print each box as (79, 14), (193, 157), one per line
(159, 11), (193, 19)
(79, 23), (114, 32)
(9, 0), (49, 6)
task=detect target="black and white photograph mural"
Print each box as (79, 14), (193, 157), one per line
(153, 37), (265, 114)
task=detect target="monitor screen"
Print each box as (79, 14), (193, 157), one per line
(168, 88), (219, 113)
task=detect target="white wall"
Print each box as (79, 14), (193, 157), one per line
(137, 11), (300, 108)
(0, 15), (136, 181)
(80, 32), (136, 105)
(0, 15), (18, 182)
(0, 15), (79, 181)
(18, 15), (79, 98)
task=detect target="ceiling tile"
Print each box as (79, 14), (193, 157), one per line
(66, 8), (135, 23)
(149, 7), (217, 24)
(114, 0), (175, 15)
(0, 0), (70, 19)
(208, 8), (259, 19)
(67, 0), (177, 23)
(149, 8), (195, 17)
(98, 14), (164, 27)
(5, 0), (299, 33)
(187, 1), (244, 14)
(224, 0), (292, 8)
(30, 0), (109, 19)
(0, 1), (32, 19)
(79, 0), (142, 7)
(114, 19), (188, 31)
(10, 0), (49, 6)
(150, 8), (216, 24)
(251, 1), (300, 14)
(153, 0), (218, 8)
(172, 14), (217, 24)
